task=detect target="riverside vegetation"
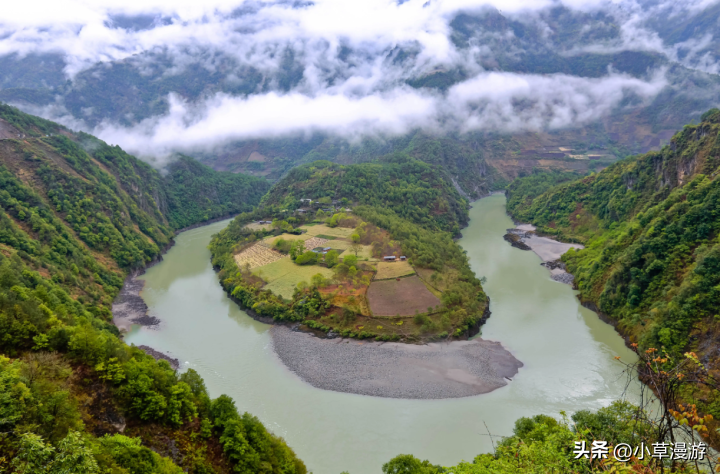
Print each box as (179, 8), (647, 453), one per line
(209, 158), (489, 342)
(3, 104), (720, 473)
(506, 108), (720, 450)
(0, 103), (305, 473)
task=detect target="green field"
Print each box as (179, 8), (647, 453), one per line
(254, 258), (334, 300)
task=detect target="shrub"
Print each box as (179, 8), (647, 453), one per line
(295, 251), (318, 265)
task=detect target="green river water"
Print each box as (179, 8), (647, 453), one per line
(125, 194), (640, 474)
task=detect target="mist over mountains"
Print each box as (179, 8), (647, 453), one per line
(1, 0), (719, 170)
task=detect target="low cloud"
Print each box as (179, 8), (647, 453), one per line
(78, 70), (666, 160)
(0, 0), (715, 162)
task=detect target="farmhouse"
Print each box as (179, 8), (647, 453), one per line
(383, 256), (396, 261)
(400, 256), (407, 261)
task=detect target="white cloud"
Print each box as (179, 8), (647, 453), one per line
(0, 0), (715, 162)
(77, 70), (666, 160)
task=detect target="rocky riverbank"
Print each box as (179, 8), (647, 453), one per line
(137, 345), (180, 370)
(503, 224), (582, 285)
(271, 325), (523, 399)
(112, 273), (156, 332)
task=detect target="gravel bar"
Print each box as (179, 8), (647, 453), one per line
(271, 326), (523, 399)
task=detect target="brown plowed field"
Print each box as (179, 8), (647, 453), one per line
(367, 276), (441, 316)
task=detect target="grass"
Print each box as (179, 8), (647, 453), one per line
(327, 239), (351, 250)
(315, 234), (338, 240)
(299, 224), (354, 238)
(375, 261), (415, 280)
(262, 233), (312, 247)
(253, 258), (334, 300)
(243, 223), (273, 231)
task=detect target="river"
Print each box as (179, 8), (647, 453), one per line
(125, 194), (640, 474)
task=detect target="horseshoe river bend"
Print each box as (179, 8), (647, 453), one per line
(122, 193), (641, 474)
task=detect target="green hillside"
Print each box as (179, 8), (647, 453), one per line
(506, 108), (720, 421)
(0, 105), (303, 473)
(261, 156), (469, 235)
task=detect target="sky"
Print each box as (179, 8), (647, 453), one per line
(1, 0), (718, 158)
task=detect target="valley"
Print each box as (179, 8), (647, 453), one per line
(3, 0), (720, 470)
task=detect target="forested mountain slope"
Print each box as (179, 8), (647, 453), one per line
(261, 156), (469, 235)
(0, 105), (303, 473)
(506, 108), (720, 421)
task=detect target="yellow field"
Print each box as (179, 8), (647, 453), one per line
(375, 261), (415, 280)
(299, 224), (354, 238)
(253, 258), (334, 300)
(243, 222), (272, 231)
(303, 237), (330, 250)
(234, 244), (283, 269)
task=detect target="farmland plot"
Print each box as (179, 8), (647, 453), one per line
(375, 261), (415, 280)
(300, 224), (354, 238)
(367, 276), (441, 316)
(303, 237), (330, 250)
(234, 244), (284, 269)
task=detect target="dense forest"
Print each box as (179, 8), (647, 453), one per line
(0, 104), (305, 473)
(506, 109), (720, 435)
(261, 157), (470, 235)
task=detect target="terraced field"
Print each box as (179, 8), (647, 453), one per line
(234, 244), (284, 269)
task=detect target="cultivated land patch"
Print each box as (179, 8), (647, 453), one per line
(256, 260), (334, 300)
(234, 244), (283, 269)
(367, 276), (441, 316)
(375, 261), (415, 280)
(243, 222), (273, 231)
(303, 237), (330, 250)
(327, 239), (351, 250)
(300, 224), (354, 238)
(356, 244), (377, 261)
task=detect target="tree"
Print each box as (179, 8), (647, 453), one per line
(343, 254), (358, 267)
(289, 240), (305, 260)
(315, 209), (326, 220)
(311, 273), (326, 288)
(13, 431), (100, 474)
(350, 242), (362, 257)
(325, 250), (339, 268)
(295, 251), (318, 265)
(334, 263), (349, 278)
(382, 454), (441, 474)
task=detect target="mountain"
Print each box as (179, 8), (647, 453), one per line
(506, 108), (720, 423)
(1, 3), (719, 195)
(0, 105), (304, 473)
(261, 156), (469, 234)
